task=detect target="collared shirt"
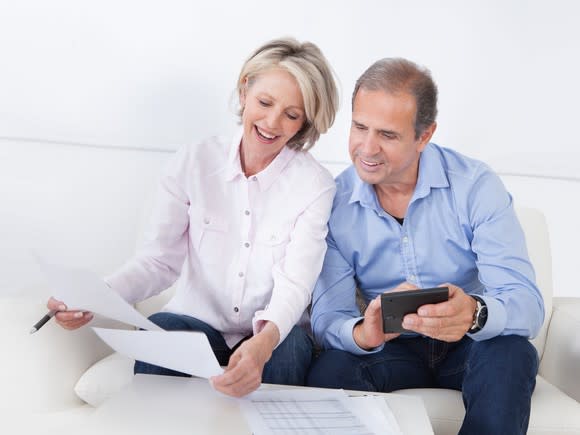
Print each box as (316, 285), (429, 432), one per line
(106, 130), (336, 347)
(311, 143), (545, 355)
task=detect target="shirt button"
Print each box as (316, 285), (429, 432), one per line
(409, 274), (416, 282)
(244, 210), (250, 216)
(252, 176), (257, 181)
(238, 272), (244, 277)
(244, 242), (250, 248)
(402, 236), (409, 243)
(203, 218), (210, 225)
(233, 306), (239, 313)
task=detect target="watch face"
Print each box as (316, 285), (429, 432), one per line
(478, 304), (488, 328)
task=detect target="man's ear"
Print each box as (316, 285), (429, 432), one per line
(417, 122), (437, 152)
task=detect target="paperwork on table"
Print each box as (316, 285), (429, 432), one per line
(240, 388), (403, 435)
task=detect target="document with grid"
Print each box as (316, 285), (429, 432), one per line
(240, 388), (402, 435)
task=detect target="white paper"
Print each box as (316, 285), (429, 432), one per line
(349, 396), (402, 435)
(240, 389), (400, 435)
(93, 328), (224, 379)
(35, 255), (162, 331)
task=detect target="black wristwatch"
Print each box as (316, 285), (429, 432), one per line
(469, 295), (488, 334)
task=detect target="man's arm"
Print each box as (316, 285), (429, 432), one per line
(466, 171), (545, 340)
(310, 230), (387, 355)
(402, 170), (545, 342)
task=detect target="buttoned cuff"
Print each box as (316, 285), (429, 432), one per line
(467, 295), (506, 341)
(339, 317), (385, 355)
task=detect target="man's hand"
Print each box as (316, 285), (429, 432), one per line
(48, 297), (93, 330)
(210, 322), (279, 397)
(353, 282), (418, 350)
(402, 283), (476, 342)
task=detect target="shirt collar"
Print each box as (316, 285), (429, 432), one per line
(224, 129), (245, 182)
(348, 174), (381, 211)
(223, 128), (296, 191)
(348, 143), (449, 208)
(412, 143), (449, 201)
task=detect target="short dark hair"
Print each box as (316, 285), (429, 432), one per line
(352, 58), (438, 139)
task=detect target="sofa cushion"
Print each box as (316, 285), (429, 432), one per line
(74, 352), (134, 407)
(397, 376), (580, 435)
(0, 297), (113, 412)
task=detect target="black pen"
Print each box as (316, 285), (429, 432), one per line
(29, 310), (56, 334)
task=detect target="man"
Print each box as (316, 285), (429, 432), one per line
(307, 58), (544, 435)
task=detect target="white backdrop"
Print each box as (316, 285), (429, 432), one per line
(1, 0), (579, 297)
(2, 0), (580, 164)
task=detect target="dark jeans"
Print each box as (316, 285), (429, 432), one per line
(134, 312), (313, 386)
(307, 335), (538, 435)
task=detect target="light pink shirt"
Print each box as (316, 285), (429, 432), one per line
(105, 131), (336, 347)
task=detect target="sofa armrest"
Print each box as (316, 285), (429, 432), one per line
(538, 296), (580, 402)
(0, 297), (126, 412)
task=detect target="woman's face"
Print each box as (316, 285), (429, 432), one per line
(240, 68), (305, 162)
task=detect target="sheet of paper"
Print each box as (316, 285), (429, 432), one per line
(240, 389), (399, 435)
(93, 328), (224, 379)
(35, 255), (162, 331)
(349, 395), (402, 435)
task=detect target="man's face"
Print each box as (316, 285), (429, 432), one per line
(349, 88), (433, 187)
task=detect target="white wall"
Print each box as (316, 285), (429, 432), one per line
(1, 1), (579, 296)
(2, 0), (580, 163)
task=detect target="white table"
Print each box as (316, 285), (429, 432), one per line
(88, 375), (433, 434)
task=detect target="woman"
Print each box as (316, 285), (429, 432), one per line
(48, 37), (339, 397)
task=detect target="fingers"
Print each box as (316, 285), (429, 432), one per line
(417, 300), (453, 317)
(47, 297), (66, 311)
(55, 311), (93, 330)
(403, 310), (469, 342)
(354, 297), (388, 350)
(212, 368), (260, 397)
(210, 342), (265, 397)
(48, 297), (93, 330)
(365, 296), (381, 316)
(391, 282), (419, 293)
(402, 283), (473, 341)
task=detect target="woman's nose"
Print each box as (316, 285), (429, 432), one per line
(265, 110), (282, 130)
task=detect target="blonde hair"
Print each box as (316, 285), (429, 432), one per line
(237, 37), (339, 150)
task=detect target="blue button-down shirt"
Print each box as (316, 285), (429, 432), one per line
(311, 143), (545, 355)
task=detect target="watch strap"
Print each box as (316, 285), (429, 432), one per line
(469, 295), (487, 333)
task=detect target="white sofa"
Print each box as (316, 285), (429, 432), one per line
(1, 140), (580, 434)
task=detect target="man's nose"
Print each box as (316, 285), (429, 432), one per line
(360, 132), (379, 155)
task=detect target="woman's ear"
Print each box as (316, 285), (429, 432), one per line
(239, 77), (248, 108)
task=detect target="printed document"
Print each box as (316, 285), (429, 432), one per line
(240, 389), (402, 435)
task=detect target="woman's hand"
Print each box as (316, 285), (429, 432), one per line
(210, 322), (280, 397)
(47, 297), (93, 330)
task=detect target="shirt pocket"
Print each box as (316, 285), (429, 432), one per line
(193, 212), (229, 265)
(255, 224), (293, 265)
